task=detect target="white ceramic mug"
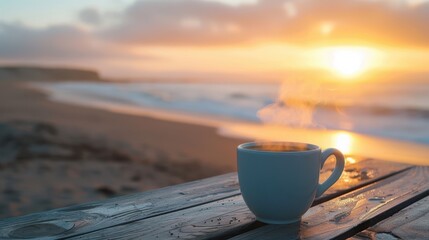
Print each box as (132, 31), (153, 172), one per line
(237, 141), (345, 224)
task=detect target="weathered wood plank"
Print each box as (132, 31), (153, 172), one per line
(65, 166), (428, 240)
(316, 158), (411, 204)
(351, 195), (429, 240)
(0, 173), (240, 239)
(230, 166), (429, 240)
(70, 195), (254, 239)
(0, 159), (411, 239)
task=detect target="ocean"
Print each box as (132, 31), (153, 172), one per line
(39, 80), (429, 145)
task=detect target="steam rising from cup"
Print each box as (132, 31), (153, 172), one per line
(257, 81), (323, 128)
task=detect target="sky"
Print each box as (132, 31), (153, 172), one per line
(0, 0), (429, 80)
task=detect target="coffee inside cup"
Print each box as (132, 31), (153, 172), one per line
(246, 142), (313, 152)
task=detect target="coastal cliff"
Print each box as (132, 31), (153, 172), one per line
(0, 66), (100, 81)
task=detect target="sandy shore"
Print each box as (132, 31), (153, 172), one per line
(2, 80), (428, 219)
(0, 81), (244, 218)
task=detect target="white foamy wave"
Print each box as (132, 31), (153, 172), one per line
(36, 81), (429, 145)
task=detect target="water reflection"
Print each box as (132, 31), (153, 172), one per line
(223, 123), (429, 166)
(333, 132), (352, 155)
(346, 157), (356, 164)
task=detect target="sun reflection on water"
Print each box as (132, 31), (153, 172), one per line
(333, 132), (352, 155)
(346, 157), (356, 164)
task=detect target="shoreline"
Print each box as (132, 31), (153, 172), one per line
(34, 81), (429, 166)
(222, 123), (429, 166)
(0, 80), (244, 218)
(31, 81), (238, 130)
(3, 80), (243, 170)
(33, 80), (429, 146)
(1, 79), (428, 218)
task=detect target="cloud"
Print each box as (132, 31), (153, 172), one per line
(1, 0), (429, 64)
(0, 23), (96, 59)
(99, 0), (290, 46)
(0, 22), (152, 61)
(100, 0), (429, 47)
(287, 0), (429, 47)
(79, 8), (101, 26)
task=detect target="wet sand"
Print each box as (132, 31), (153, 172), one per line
(222, 123), (429, 166)
(0, 81), (243, 218)
(1, 80), (428, 219)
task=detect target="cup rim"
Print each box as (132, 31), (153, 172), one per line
(237, 141), (320, 154)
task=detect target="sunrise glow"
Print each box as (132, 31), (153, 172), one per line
(328, 47), (369, 78)
(333, 132), (352, 154)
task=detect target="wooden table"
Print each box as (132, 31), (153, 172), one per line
(0, 156), (428, 239)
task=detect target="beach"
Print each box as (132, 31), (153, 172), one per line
(1, 78), (429, 219)
(0, 80), (243, 218)
(2, 3), (429, 237)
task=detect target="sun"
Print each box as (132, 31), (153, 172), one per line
(328, 47), (369, 78)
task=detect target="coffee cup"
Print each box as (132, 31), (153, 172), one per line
(237, 141), (345, 224)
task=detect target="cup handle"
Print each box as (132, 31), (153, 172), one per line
(316, 148), (345, 198)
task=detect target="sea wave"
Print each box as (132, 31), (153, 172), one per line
(280, 99), (429, 119)
(36, 81), (429, 145)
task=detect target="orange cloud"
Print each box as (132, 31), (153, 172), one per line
(101, 0), (429, 47)
(2, 0), (429, 64)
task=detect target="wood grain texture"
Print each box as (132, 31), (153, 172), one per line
(230, 166), (429, 240)
(66, 166), (425, 240)
(0, 173), (240, 239)
(351, 196), (429, 240)
(0, 159), (411, 239)
(70, 195), (256, 240)
(316, 158), (411, 204)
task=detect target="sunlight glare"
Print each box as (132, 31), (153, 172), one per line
(346, 157), (356, 164)
(328, 47), (369, 78)
(333, 132), (352, 154)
